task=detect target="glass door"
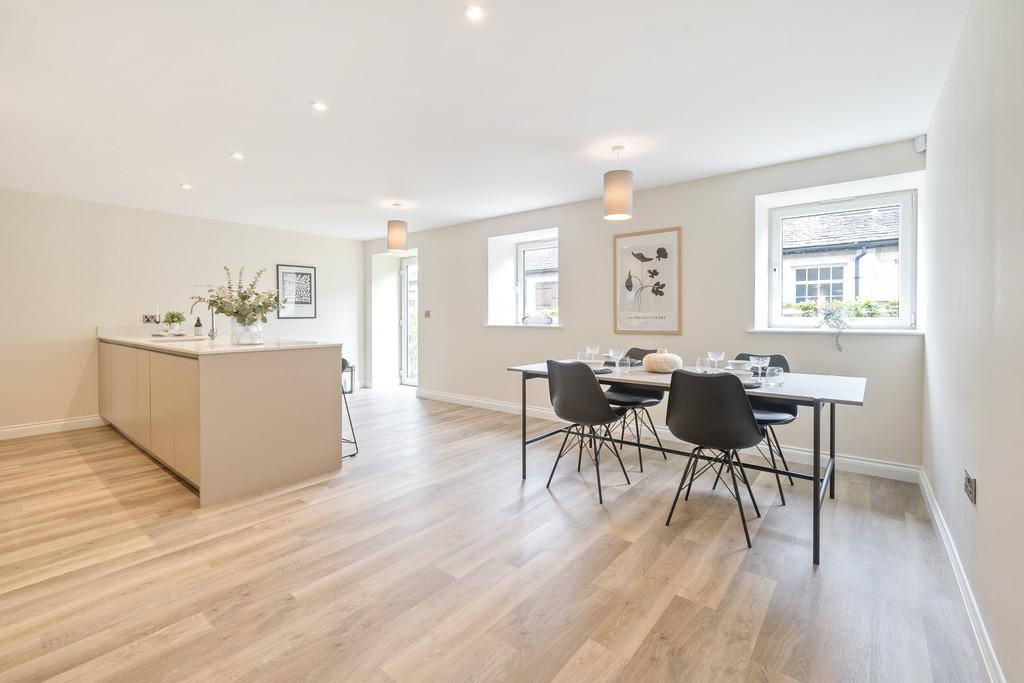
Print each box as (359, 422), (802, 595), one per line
(400, 257), (419, 386)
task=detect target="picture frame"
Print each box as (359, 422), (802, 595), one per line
(613, 226), (682, 334)
(277, 264), (317, 319)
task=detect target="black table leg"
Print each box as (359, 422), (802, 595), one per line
(829, 401), (836, 499)
(522, 373), (527, 480)
(813, 400), (821, 565)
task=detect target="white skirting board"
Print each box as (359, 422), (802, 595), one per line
(918, 471), (1004, 683)
(417, 386), (1002, 681)
(415, 388), (920, 482)
(0, 415), (107, 441)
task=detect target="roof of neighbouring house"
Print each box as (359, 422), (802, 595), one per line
(782, 204), (900, 251)
(523, 245), (559, 271)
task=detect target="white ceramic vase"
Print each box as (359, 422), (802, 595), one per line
(642, 348), (683, 373)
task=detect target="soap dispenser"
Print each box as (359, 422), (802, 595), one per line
(193, 317), (203, 338)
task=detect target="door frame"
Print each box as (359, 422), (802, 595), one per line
(399, 256), (418, 386)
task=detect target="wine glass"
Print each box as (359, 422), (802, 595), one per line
(607, 348), (625, 371)
(585, 345), (600, 361)
(695, 357), (710, 374)
(707, 351), (725, 370)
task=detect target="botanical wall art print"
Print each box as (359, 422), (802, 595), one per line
(277, 264), (317, 319)
(613, 226), (682, 334)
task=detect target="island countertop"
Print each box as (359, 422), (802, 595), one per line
(98, 335), (342, 359)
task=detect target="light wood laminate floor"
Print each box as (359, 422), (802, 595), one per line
(0, 388), (985, 682)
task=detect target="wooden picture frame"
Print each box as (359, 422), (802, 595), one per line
(276, 264), (317, 319)
(613, 226), (682, 334)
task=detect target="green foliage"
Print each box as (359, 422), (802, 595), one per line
(191, 266), (281, 325)
(162, 310), (186, 324)
(784, 299), (899, 319)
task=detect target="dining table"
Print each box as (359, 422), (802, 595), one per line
(507, 361), (867, 565)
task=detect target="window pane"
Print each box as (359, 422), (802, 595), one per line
(781, 204), (901, 318)
(523, 246), (558, 273)
(795, 284), (806, 298)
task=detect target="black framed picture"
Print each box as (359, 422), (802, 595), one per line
(277, 264), (316, 319)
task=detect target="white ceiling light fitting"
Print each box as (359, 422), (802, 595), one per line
(179, 183), (192, 190)
(310, 101), (329, 112)
(230, 151), (245, 160)
(464, 4), (484, 22)
(603, 145), (633, 221)
(387, 203), (408, 252)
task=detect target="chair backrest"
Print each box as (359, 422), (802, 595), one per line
(665, 369), (763, 451)
(626, 347), (656, 362)
(342, 357), (352, 371)
(735, 352), (797, 416)
(734, 352), (790, 372)
(547, 360), (618, 426)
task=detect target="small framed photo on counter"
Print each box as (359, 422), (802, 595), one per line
(277, 264), (316, 319)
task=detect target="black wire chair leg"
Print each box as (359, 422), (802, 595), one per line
(734, 450), (761, 518)
(727, 453), (753, 548)
(605, 424), (630, 485)
(666, 450), (697, 525)
(770, 427), (795, 485)
(641, 408), (667, 460)
(591, 427), (603, 504)
(546, 425), (574, 489)
(764, 429), (786, 505)
(684, 448), (701, 500)
(633, 410), (644, 472)
(341, 390), (359, 458)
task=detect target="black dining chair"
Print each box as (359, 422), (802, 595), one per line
(734, 352), (796, 504)
(546, 360), (631, 504)
(604, 347), (666, 472)
(341, 357), (358, 458)
(664, 370), (763, 547)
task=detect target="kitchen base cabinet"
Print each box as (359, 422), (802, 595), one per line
(149, 352), (200, 485)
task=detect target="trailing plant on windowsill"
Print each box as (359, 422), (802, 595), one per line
(817, 303), (849, 351)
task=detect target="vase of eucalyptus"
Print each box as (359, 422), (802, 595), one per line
(191, 267), (282, 346)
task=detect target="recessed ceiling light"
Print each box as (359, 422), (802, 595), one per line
(310, 101), (329, 112)
(180, 183), (192, 190)
(230, 152), (245, 161)
(464, 5), (484, 22)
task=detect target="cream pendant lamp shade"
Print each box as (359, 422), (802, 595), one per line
(386, 203), (407, 252)
(603, 145), (633, 221)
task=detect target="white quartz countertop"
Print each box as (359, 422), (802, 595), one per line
(99, 335), (342, 358)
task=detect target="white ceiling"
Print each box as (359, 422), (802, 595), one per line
(0, 0), (968, 240)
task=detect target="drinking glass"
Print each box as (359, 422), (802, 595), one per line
(585, 345), (600, 360)
(607, 348), (625, 371)
(707, 351), (725, 369)
(765, 366), (784, 386)
(695, 357), (710, 374)
(750, 355), (771, 380)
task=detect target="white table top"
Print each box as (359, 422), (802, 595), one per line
(508, 362), (866, 406)
(99, 335), (342, 359)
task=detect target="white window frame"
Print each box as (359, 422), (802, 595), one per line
(516, 238), (559, 324)
(755, 173), (921, 331)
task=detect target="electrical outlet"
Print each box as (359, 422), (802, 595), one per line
(964, 469), (977, 504)
(142, 314), (160, 324)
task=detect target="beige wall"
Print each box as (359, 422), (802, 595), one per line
(922, 0), (1022, 678)
(366, 141), (926, 465)
(0, 188), (363, 430)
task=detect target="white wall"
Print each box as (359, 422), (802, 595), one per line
(0, 188), (363, 431)
(921, 0), (1022, 678)
(366, 141), (926, 466)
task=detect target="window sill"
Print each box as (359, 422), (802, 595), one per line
(485, 324), (564, 329)
(748, 327), (923, 336)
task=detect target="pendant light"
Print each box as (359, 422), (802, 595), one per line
(603, 145), (633, 221)
(387, 203), (407, 252)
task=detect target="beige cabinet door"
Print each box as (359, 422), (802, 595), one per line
(150, 352), (200, 485)
(98, 342), (112, 421)
(110, 343), (137, 436)
(134, 349), (151, 450)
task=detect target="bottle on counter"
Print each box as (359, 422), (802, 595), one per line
(193, 317), (203, 338)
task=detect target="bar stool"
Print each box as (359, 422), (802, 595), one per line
(603, 347), (666, 472)
(341, 357), (358, 458)
(664, 369), (763, 547)
(546, 360), (631, 504)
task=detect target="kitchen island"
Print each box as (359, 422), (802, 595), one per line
(98, 334), (342, 506)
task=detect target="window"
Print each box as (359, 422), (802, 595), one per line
(517, 239), (559, 324)
(487, 228), (559, 326)
(755, 174), (919, 330)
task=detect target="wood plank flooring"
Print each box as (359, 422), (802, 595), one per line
(0, 388), (985, 682)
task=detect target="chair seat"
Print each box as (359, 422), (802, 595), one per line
(604, 391), (661, 408)
(753, 409), (796, 426)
